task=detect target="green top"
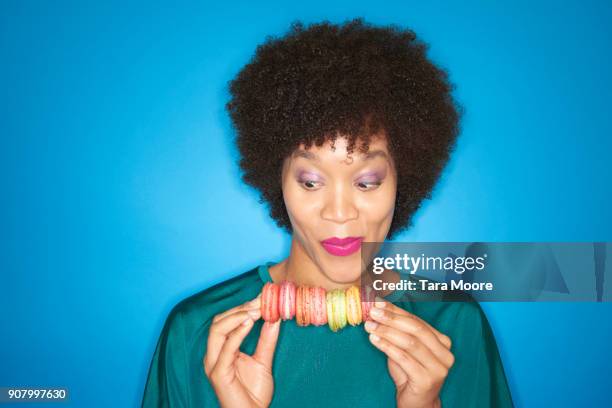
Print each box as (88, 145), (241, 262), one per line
(141, 262), (514, 407)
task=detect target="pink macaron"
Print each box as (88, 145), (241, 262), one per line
(309, 286), (328, 326)
(279, 280), (296, 320)
(261, 282), (280, 322)
(360, 285), (375, 321)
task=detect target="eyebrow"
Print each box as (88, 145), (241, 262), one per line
(292, 149), (389, 162)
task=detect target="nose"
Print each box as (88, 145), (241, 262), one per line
(320, 185), (359, 224)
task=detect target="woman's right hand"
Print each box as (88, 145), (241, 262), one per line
(203, 294), (281, 408)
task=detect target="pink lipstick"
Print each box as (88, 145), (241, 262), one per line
(320, 236), (363, 257)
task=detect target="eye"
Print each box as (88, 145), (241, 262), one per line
(300, 179), (323, 191)
(355, 180), (382, 191)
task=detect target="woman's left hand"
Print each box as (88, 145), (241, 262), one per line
(363, 298), (455, 408)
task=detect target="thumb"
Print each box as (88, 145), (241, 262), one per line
(252, 320), (281, 369)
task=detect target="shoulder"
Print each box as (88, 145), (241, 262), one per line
(163, 265), (264, 333)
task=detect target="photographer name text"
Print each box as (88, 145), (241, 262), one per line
(372, 279), (494, 292)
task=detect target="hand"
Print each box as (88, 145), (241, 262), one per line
(203, 295), (281, 408)
(364, 298), (454, 408)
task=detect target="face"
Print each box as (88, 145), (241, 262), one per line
(281, 134), (397, 284)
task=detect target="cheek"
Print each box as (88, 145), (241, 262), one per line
(282, 183), (321, 226)
(359, 186), (396, 223)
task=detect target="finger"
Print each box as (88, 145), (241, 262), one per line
(213, 317), (256, 377)
(366, 321), (451, 374)
(368, 305), (454, 368)
(368, 332), (427, 381)
(204, 310), (260, 376)
(369, 306), (454, 368)
(252, 320), (281, 369)
(374, 297), (452, 349)
(387, 358), (409, 388)
(212, 294), (261, 323)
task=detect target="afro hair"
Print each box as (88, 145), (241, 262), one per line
(226, 17), (463, 240)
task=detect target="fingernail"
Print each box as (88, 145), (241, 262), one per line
(369, 333), (380, 343)
(242, 317), (253, 326)
(374, 297), (386, 308)
(364, 320), (378, 331)
(248, 309), (260, 318)
(370, 307), (383, 318)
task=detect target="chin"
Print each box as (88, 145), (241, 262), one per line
(321, 254), (363, 283)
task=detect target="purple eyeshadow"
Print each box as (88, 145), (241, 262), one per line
(357, 170), (386, 182)
(296, 170), (321, 181)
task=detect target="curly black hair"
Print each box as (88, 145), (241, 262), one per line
(226, 17), (463, 240)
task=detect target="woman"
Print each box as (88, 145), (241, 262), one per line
(141, 18), (514, 407)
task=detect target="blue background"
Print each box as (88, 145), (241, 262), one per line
(1, 1), (611, 407)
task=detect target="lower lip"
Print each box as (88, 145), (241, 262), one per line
(321, 238), (363, 257)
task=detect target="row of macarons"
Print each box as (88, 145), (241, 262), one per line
(260, 281), (377, 332)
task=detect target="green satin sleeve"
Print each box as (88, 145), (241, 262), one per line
(433, 300), (515, 408)
(141, 306), (191, 408)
